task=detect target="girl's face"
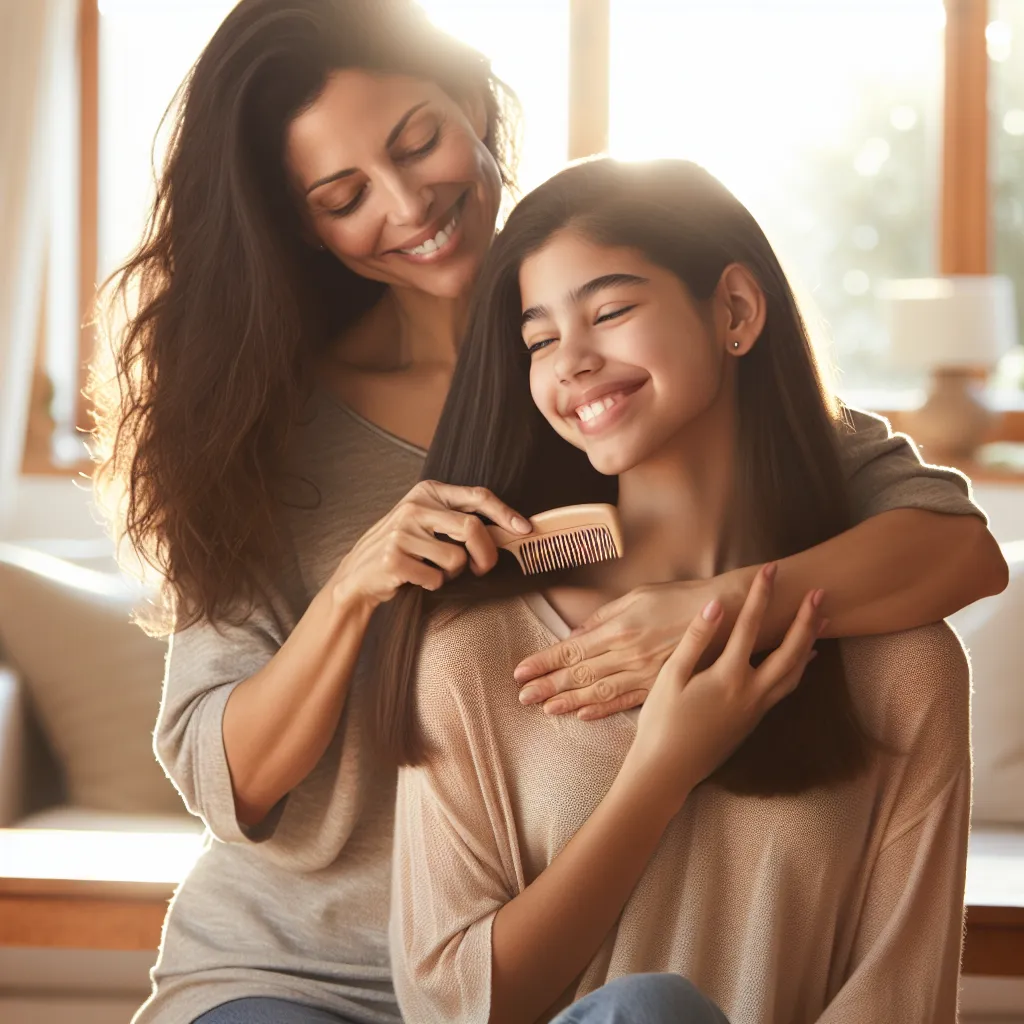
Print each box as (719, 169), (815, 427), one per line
(519, 230), (733, 477)
(286, 70), (502, 301)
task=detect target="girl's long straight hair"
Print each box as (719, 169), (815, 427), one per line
(375, 158), (871, 797)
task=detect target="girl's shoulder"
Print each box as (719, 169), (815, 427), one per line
(839, 622), (970, 767)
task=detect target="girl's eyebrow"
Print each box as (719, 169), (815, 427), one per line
(304, 101), (431, 195)
(521, 273), (649, 326)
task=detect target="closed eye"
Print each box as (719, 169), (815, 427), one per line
(327, 189), (365, 218)
(396, 127), (441, 163)
(327, 129), (441, 218)
(596, 304), (636, 324)
(526, 337), (557, 356)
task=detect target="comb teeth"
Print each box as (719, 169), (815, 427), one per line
(517, 525), (619, 575)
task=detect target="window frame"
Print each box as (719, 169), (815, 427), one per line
(24, 0), (1023, 476)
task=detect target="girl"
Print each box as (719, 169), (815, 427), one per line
(90, 2), (1002, 1021)
(386, 158), (972, 1023)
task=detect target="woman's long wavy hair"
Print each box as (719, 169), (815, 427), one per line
(375, 158), (871, 797)
(88, 0), (519, 633)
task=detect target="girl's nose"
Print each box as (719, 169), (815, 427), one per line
(554, 329), (603, 383)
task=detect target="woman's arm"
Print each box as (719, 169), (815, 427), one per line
(219, 582), (375, 826)
(166, 481), (529, 829)
(515, 508), (1005, 718)
(515, 410), (1008, 718)
(719, 507), (1004, 646)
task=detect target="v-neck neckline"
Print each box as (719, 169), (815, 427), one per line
(319, 388), (429, 458)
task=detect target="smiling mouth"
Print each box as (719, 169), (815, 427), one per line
(392, 191), (469, 257)
(574, 382), (646, 424)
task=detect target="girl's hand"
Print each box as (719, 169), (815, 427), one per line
(330, 480), (531, 610)
(628, 564), (823, 801)
(514, 579), (737, 720)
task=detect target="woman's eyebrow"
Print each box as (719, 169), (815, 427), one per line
(521, 273), (648, 326)
(305, 101), (431, 195)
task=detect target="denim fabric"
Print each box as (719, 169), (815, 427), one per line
(192, 998), (356, 1024)
(551, 973), (730, 1024)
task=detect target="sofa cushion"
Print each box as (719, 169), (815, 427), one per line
(0, 544), (183, 816)
(950, 540), (1024, 826)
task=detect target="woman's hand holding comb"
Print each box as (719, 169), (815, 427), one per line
(331, 480), (531, 611)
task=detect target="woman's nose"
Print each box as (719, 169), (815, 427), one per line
(381, 168), (434, 228)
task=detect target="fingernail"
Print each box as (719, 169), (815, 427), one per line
(513, 664), (530, 682)
(812, 589), (825, 609)
(817, 618), (830, 637)
(519, 686), (540, 704)
(702, 598), (722, 621)
(512, 516), (532, 535)
(544, 700), (568, 716)
(763, 562), (777, 581)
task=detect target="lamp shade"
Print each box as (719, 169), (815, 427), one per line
(879, 275), (1018, 370)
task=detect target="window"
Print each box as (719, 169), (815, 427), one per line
(26, 0), (1024, 472)
(991, 0), (1024, 394)
(419, 1), (570, 195)
(98, 1), (237, 281)
(608, 0), (945, 394)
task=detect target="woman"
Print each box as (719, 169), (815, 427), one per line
(87, 2), (1003, 1022)
(386, 158), (973, 1024)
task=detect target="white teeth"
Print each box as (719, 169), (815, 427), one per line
(402, 211), (459, 256)
(576, 395), (619, 423)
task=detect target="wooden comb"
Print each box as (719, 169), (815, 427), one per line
(486, 503), (624, 575)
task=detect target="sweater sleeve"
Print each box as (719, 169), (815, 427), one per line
(839, 406), (985, 523)
(390, 620), (525, 1024)
(820, 623), (973, 1024)
(155, 607), (286, 845)
(817, 763), (971, 1024)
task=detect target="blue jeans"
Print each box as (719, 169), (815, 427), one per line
(193, 975), (728, 1024)
(551, 973), (729, 1024)
(192, 1000), (370, 1023)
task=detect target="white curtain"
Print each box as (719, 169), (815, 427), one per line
(0, 0), (77, 530)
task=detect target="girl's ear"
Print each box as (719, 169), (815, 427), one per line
(717, 264), (767, 356)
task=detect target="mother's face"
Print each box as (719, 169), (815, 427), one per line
(286, 69), (502, 301)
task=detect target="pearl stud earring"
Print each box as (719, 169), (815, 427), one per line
(731, 340), (741, 350)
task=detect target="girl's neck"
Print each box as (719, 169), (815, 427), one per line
(614, 394), (737, 588)
(545, 391), (739, 628)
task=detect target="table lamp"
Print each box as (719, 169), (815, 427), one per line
(880, 275), (1018, 460)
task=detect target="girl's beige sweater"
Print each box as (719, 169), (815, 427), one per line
(391, 593), (970, 1024)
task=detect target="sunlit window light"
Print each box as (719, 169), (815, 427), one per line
(986, 19), (1013, 63)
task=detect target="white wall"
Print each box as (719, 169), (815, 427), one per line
(975, 482), (1024, 545)
(3, 476), (109, 545)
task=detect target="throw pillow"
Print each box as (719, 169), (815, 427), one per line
(0, 543), (184, 815)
